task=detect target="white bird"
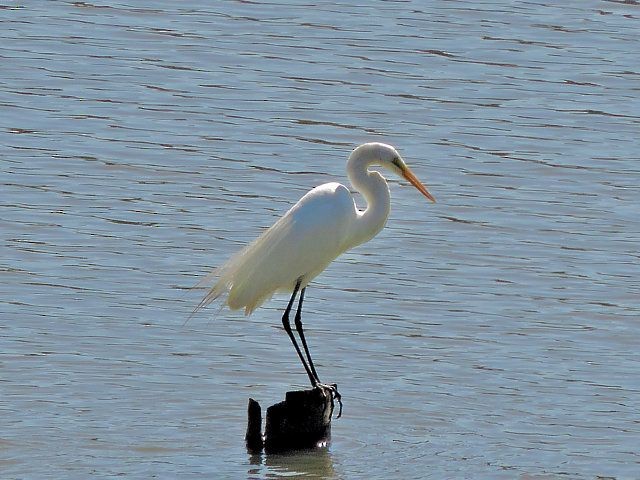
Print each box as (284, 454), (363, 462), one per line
(197, 143), (435, 414)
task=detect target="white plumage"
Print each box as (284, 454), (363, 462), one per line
(196, 142), (435, 316)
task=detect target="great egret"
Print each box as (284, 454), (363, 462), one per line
(197, 142), (435, 415)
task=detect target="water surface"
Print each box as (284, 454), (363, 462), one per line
(1, 1), (639, 478)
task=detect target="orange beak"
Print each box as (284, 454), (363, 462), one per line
(402, 167), (436, 203)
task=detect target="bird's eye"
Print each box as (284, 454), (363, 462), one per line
(391, 157), (402, 168)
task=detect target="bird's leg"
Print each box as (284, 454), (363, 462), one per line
(294, 287), (320, 383)
(282, 279), (316, 386)
(295, 287), (343, 418)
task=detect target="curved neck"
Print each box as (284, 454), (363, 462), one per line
(346, 151), (391, 249)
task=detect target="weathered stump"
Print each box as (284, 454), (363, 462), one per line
(245, 398), (263, 454)
(245, 386), (335, 454)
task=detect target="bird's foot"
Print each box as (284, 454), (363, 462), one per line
(316, 382), (343, 419)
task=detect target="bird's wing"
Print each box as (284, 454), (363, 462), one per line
(197, 182), (355, 315)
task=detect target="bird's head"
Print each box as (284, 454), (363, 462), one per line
(361, 142), (436, 203)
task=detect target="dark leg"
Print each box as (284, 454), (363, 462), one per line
(294, 286), (343, 418)
(282, 279), (316, 386)
(294, 287), (320, 383)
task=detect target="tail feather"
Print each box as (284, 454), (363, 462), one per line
(188, 266), (226, 322)
(194, 213), (295, 316)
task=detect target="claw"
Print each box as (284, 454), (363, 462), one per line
(331, 384), (343, 419)
(317, 383), (342, 419)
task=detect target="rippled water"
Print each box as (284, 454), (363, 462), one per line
(2, 1), (639, 478)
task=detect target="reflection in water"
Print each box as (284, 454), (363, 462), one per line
(248, 448), (335, 479)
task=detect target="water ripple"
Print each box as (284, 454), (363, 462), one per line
(1, 1), (639, 478)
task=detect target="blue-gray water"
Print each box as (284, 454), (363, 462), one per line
(1, 1), (639, 478)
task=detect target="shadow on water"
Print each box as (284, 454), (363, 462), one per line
(248, 448), (335, 479)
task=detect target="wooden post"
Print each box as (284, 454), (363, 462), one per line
(245, 386), (335, 454)
(245, 398), (263, 454)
